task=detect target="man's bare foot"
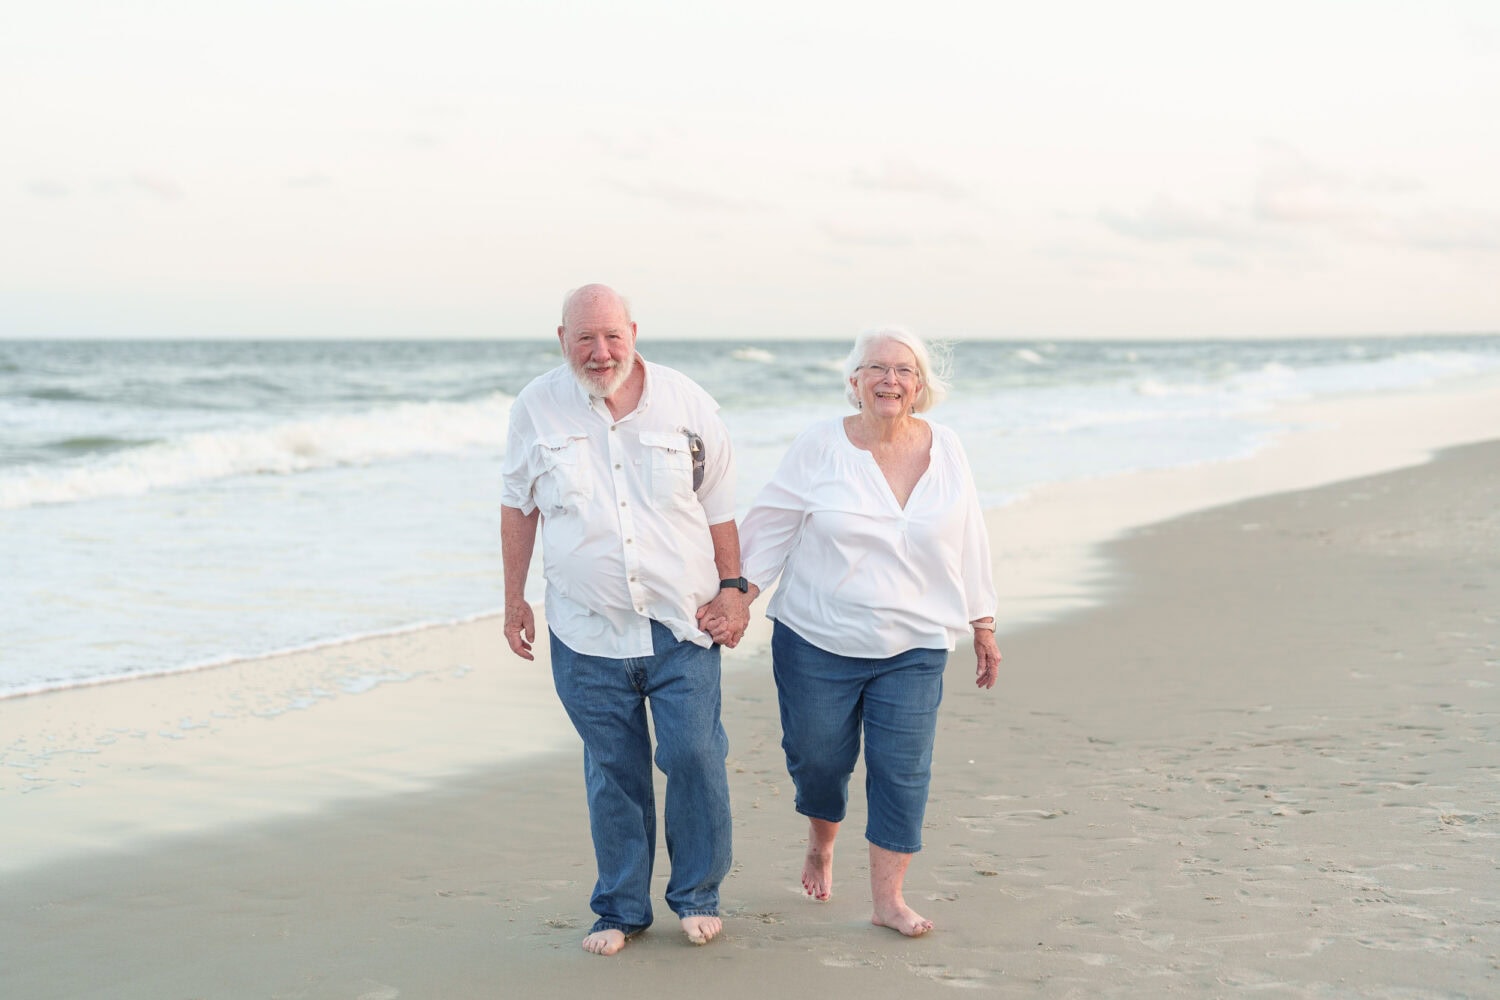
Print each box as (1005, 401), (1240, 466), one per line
(872, 901), (933, 937)
(802, 844), (834, 901)
(681, 915), (722, 945)
(581, 929), (628, 955)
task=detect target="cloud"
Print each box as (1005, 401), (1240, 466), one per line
(1098, 195), (1264, 246)
(609, 178), (764, 213)
(1100, 145), (1500, 257)
(285, 173), (334, 189)
(821, 222), (982, 249)
(822, 223), (915, 249)
(128, 172), (185, 202)
(1254, 145), (1500, 252)
(584, 132), (658, 162)
(1390, 209), (1500, 252)
(26, 179), (71, 199)
(848, 159), (972, 202)
(1252, 149), (1377, 229)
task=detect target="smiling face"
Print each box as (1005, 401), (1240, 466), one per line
(851, 339), (922, 417)
(559, 288), (637, 398)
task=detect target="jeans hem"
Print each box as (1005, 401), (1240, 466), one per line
(673, 908), (720, 919)
(590, 919), (651, 936)
(866, 832), (923, 855)
(795, 805), (847, 825)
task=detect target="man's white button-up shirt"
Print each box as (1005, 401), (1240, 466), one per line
(501, 359), (736, 658)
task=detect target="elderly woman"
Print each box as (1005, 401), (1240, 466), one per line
(725, 328), (1001, 936)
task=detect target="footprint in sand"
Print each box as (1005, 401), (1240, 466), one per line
(906, 962), (991, 988)
(822, 954), (883, 969)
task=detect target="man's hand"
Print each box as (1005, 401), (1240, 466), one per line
(505, 598), (537, 660)
(696, 589), (750, 648)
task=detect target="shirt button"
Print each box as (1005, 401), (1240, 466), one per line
(614, 463), (622, 469)
(626, 538), (633, 544)
(620, 501), (627, 507)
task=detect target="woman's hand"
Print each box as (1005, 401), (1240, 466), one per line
(973, 628), (1001, 689)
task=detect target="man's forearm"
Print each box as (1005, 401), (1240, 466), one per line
(501, 505), (540, 602)
(707, 519), (742, 579)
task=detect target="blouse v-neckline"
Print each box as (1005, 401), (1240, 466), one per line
(841, 417), (934, 512)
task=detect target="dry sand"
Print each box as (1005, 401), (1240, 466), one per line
(5, 436), (1498, 998)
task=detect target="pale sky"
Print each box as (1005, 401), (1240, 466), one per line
(4, 1), (1498, 340)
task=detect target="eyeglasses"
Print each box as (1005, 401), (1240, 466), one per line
(859, 363), (919, 382)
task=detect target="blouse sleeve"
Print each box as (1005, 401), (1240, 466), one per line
(740, 427), (820, 592)
(953, 432), (998, 625)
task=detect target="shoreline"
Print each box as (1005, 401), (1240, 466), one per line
(4, 373), (1500, 875)
(6, 437), (1497, 996)
(9, 368), (1500, 705)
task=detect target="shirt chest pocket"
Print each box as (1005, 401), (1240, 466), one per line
(535, 434), (593, 513)
(639, 431), (696, 509)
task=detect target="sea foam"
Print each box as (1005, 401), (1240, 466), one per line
(0, 393), (514, 509)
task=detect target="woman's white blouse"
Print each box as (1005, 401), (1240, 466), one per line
(741, 416), (997, 658)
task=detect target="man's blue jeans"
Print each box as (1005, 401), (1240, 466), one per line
(550, 621), (732, 935)
(771, 621), (947, 854)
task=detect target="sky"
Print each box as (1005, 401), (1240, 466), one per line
(3, 1), (1498, 341)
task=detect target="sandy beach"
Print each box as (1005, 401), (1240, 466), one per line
(5, 386), (1500, 998)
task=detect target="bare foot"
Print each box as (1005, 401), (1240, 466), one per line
(681, 914), (722, 945)
(802, 817), (839, 901)
(868, 843), (930, 936)
(802, 844), (833, 901)
(872, 901), (933, 937)
(581, 929), (628, 956)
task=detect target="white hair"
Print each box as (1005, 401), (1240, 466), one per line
(841, 327), (950, 413)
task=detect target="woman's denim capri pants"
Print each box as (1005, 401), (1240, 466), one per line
(771, 621), (947, 854)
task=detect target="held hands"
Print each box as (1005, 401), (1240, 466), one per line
(696, 588), (751, 648)
(504, 599), (536, 660)
(973, 628), (1002, 689)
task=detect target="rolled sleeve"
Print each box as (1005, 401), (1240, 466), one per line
(500, 396), (538, 515)
(694, 410), (737, 524)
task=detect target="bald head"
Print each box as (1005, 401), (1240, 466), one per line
(561, 284), (633, 330)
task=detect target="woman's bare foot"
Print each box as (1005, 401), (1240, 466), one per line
(802, 817), (839, 901)
(681, 915), (722, 945)
(871, 900), (933, 937)
(869, 843), (932, 936)
(581, 929), (628, 955)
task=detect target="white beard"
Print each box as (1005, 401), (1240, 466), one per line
(570, 352), (635, 399)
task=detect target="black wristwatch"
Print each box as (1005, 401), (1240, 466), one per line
(719, 577), (749, 593)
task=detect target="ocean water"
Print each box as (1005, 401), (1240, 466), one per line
(4, 335), (1499, 698)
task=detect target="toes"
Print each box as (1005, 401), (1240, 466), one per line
(682, 916), (722, 945)
(581, 930), (627, 956)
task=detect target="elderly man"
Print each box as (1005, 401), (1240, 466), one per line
(500, 283), (750, 956)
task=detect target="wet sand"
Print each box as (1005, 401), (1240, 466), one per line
(6, 439), (1497, 998)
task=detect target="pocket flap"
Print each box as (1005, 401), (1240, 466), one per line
(638, 430), (687, 452)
